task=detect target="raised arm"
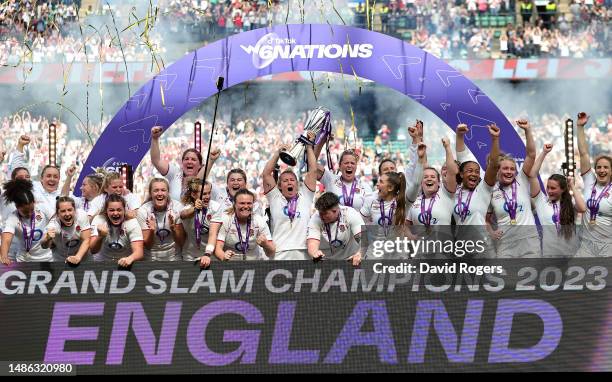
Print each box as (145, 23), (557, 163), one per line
(575, 112), (591, 174)
(9, 135), (31, 173)
(484, 124), (501, 187)
(262, 144), (290, 194)
(304, 138), (318, 191)
(197, 147), (220, 181)
(406, 143), (427, 202)
(61, 164), (77, 196)
(516, 119), (536, 176)
(150, 126), (169, 176)
(528, 143), (553, 198)
(442, 137), (458, 193)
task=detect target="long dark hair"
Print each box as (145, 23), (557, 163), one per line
(3, 179), (35, 208)
(549, 174), (575, 241)
(102, 194), (127, 225)
(385, 172), (407, 226)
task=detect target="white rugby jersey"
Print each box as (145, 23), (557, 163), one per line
(581, 170), (612, 244)
(211, 183), (264, 217)
(266, 184), (314, 252)
(163, 162), (187, 202)
(452, 181), (493, 226)
(181, 199), (222, 261)
(320, 169), (373, 212)
(91, 216), (143, 261)
(33, 181), (61, 218)
(360, 194), (404, 227)
(532, 191), (580, 256)
(490, 170), (536, 240)
(47, 209), (91, 261)
(2, 204), (53, 261)
(307, 206), (363, 260)
(136, 200), (184, 261)
(217, 213), (271, 261)
(408, 187), (455, 226)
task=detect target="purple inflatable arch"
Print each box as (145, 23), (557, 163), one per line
(77, 24), (526, 194)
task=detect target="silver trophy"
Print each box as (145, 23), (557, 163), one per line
(279, 107), (331, 166)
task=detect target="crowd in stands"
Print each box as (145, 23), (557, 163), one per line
(0, 0), (608, 65)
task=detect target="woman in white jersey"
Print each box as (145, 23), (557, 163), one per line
(575, 112), (612, 257)
(307, 192), (364, 266)
(89, 171), (140, 220)
(61, 168), (104, 217)
(1, 179), (53, 264)
(377, 120), (426, 205)
(181, 178), (222, 264)
(203, 189), (275, 263)
(453, 124), (501, 257)
(528, 143), (586, 257)
(41, 196), (91, 263)
(316, 149), (373, 212)
(487, 119), (539, 258)
(90, 194), (143, 266)
(407, 137), (459, 229)
(137, 178), (185, 261)
(262, 140), (318, 260)
(8, 135), (61, 216)
(150, 126), (217, 201)
(0, 167), (31, 262)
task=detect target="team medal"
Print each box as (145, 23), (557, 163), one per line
(341, 179), (357, 207)
(500, 180), (518, 225)
(456, 186), (474, 223)
(154, 208), (171, 243)
(587, 182), (612, 225)
(324, 211), (343, 254)
(378, 199), (396, 237)
(234, 215), (251, 260)
(21, 211), (36, 256)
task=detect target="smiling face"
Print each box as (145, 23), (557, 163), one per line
(192, 183), (211, 207)
(546, 178), (563, 202)
(106, 201), (125, 226)
(227, 172), (247, 196)
(421, 168), (440, 197)
(42, 167), (60, 192)
(379, 161), (396, 176)
(498, 159), (517, 186)
(320, 206), (340, 224)
(80, 178), (99, 200)
(234, 194), (254, 221)
(14, 169), (30, 181)
(377, 174), (393, 198)
(150, 181), (169, 211)
(279, 172), (298, 199)
(58, 201), (76, 226)
(461, 162), (481, 190)
(106, 179), (125, 196)
(181, 151), (202, 177)
(595, 157), (611, 185)
(339, 153), (358, 182)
